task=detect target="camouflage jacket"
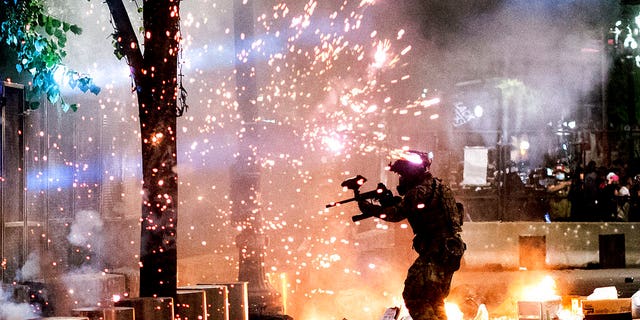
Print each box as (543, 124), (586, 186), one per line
(379, 173), (462, 244)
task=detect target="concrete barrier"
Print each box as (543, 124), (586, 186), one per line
(175, 289), (206, 320)
(458, 222), (640, 269)
(115, 297), (173, 320)
(209, 282), (248, 320)
(72, 307), (134, 320)
(52, 272), (126, 316)
(179, 285), (229, 320)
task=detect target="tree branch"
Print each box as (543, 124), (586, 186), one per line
(105, 0), (144, 89)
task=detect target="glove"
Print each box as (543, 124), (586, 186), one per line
(380, 194), (401, 207)
(358, 199), (382, 218)
(372, 183), (400, 207)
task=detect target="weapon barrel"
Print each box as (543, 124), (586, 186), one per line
(325, 197), (357, 208)
(325, 188), (382, 208)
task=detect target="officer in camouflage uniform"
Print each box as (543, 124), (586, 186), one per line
(358, 150), (465, 320)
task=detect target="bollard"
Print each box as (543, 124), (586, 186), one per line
(179, 285), (229, 320)
(175, 289), (207, 320)
(72, 306), (135, 320)
(115, 296), (173, 320)
(209, 282), (248, 320)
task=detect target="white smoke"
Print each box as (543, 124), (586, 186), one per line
(59, 210), (111, 309)
(67, 210), (104, 247)
(66, 209), (105, 268)
(60, 265), (108, 308)
(0, 285), (38, 320)
(15, 252), (41, 282)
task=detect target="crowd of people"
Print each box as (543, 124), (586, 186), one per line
(546, 160), (640, 222)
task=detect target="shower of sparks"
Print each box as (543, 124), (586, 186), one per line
(12, 0), (448, 319)
(175, 2), (437, 317)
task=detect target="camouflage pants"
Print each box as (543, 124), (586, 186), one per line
(403, 255), (455, 320)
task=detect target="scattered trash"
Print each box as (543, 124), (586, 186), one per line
(632, 289), (640, 319)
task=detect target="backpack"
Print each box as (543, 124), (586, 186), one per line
(431, 177), (464, 232)
(433, 178), (466, 270)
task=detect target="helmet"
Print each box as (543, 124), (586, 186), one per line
(389, 150), (432, 176)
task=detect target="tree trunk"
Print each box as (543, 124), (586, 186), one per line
(106, 0), (180, 298)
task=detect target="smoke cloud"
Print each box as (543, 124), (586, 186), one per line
(67, 210), (104, 247)
(410, 0), (619, 162)
(59, 210), (111, 308)
(67, 209), (105, 268)
(15, 252), (41, 282)
(0, 286), (38, 320)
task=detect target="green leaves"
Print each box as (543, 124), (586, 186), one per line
(0, 0), (98, 112)
(40, 15), (77, 48)
(69, 24), (82, 35)
(111, 32), (126, 60)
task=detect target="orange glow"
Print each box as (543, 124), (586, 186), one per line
(151, 132), (164, 145)
(445, 302), (464, 320)
(519, 275), (559, 301)
(517, 276), (585, 320)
